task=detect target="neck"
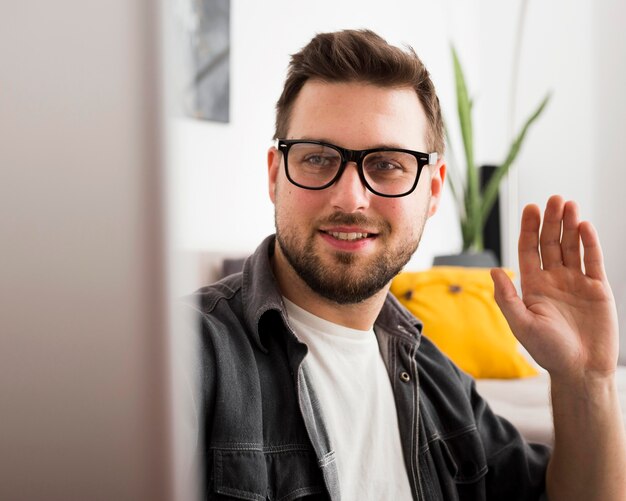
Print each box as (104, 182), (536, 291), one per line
(271, 243), (389, 331)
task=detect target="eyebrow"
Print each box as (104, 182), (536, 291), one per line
(296, 136), (412, 151)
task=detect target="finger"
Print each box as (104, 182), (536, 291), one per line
(580, 221), (607, 281)
(539, 195), (565, 269)
(518, 204), (541, 281)
(561, 200), (582, 269)
(491, 268), (532, 342)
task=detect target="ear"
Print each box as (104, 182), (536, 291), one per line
(267, 146), (281, 204)
(427, 159), (446, 218)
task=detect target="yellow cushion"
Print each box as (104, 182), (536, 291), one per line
(390, 267), (538, 379)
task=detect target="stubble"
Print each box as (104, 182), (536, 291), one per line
(275, 211), (422, 304)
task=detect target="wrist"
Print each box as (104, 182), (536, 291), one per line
(550, 367), (616, 386)
(550, 370), (618, 410)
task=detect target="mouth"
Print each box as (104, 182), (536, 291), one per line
(318, 228), (379, 251)
(322, 230), (372, 241)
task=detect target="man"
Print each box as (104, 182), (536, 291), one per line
(188, 30), (626, 499)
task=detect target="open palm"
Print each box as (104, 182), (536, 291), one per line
(491, 195), (619, 380)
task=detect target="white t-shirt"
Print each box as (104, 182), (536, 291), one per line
(283, 298), (413, 500)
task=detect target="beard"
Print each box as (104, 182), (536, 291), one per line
(275, 211), (422, 304)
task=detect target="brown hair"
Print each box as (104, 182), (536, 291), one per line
(274, 29), (444, 154)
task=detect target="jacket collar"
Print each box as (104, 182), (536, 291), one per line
(241, 234), (423, 350)
(241, 235), (285, 349)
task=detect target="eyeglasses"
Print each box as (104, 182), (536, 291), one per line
(277, 139), (438, 198)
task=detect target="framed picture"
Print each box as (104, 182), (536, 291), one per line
(175, 0), (230, 122)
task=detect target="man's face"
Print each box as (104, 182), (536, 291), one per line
(268, 80), (445, 304)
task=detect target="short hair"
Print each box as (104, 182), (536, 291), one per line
(274, 29), (444, 154)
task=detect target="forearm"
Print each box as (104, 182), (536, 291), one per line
(547, 373), (626, 501)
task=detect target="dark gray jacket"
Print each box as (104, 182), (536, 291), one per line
(187, 235), (550, 500)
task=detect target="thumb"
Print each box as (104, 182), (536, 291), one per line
(490, 268), (531, 341)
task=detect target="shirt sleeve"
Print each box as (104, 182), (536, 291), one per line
(415, 334), (550, 500)
(468, 374), (551, 499)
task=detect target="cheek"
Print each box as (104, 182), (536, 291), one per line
(379, 197), (428, 234)
(377, 198), (417, 220)
(275, 182), (322, 219)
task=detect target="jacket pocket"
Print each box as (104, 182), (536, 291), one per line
(213, 449), (267, 500)
(420, 427), (489, 500)
(440, 427), (488, 484)
(212, 447), (326, 500)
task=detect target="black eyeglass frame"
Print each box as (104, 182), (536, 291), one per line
(276, 139), (438, 198)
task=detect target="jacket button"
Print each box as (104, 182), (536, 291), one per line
(400, 371), (411, 383)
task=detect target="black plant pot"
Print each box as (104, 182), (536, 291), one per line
(434, 165), (503, 268)
(433, 250), (499, 268)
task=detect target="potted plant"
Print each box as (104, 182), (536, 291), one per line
(437, 45), (550, 267)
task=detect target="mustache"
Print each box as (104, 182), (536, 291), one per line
(318, 212), (391, 234)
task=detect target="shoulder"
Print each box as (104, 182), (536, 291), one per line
(182, 272), (244, 317)
(177, 273), (253, 360)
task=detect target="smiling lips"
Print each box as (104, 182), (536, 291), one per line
(326, 231), (370, 241)
(318, 213), (383, 248)
(319, 227), (378, 248)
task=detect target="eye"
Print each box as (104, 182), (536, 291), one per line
(365, 155), (406, 173)
(300, 153), (341, 171)
(371, 160), (403, 171)
(364, 151), (417, 178)
(304, 154), (331, 166)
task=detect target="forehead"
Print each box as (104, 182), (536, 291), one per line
(287, 80), (428, 151)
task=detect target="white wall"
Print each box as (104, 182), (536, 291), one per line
(171, 0), (626, 359)
(470, 0), (626, 361)
(593, 0), (626, 363)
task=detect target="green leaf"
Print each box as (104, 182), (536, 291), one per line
(451, 45), (480, 248)
(480, 92), (551, 224)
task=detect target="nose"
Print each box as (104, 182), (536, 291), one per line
(328, 161), (370, 212)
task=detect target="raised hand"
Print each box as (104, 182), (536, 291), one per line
(491, 195), (619, 381)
